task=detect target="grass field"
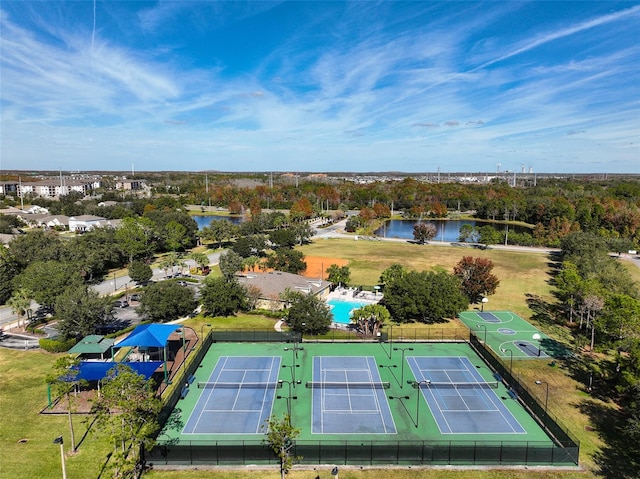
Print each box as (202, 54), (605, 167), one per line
(299, 239), (554, 318)
(1, 237), (622, 478)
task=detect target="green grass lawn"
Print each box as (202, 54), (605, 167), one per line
(0, 237), (617, 478)
(299, 239), (554, 318)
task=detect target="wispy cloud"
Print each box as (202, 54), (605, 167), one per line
(1, 2), (638, 173)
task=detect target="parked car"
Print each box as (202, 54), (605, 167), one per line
(177, 280), (188, 287)
(129, 293), (141, 302)
(113, 299), (129, 308)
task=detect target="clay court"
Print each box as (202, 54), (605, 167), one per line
(301, 256), (349, 279)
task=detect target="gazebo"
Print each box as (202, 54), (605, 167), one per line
(67, 334), (115, 361)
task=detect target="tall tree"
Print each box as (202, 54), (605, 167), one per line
(46, 355), (87, 453)
(164, 220), (188, 252)
(91, 364), (161, 478)
(351, 304), (390, 336)
(477, 225), (502, 245)
(137, 282), (196, 322)
(325, 264), (350, 287)
(266, 248), (307, 274)
(7, 229), (64, 269)
(286, 293), (332, 335)
(115, 217), (156, 263)
(219, 250), (244, 279)
(55, 286), (112, 339)
(289, 198), (314, 220)
(458, 224), (478, 243)
(200, 276), (247, 317)
(200, 219), (238, 248)
(15, 260), (83, 310)
(0, 247), (18, 303)
(379, 264), (406, 288)
(413, 222), (437, 244)
(262, 414), (301, 479)
(188, 252), (210, 272)
(6, 287), (33, 329)
(383, 270), (469, 323)
(554, 261), (583, 323)
(453, 256), (500, 303)
(128, 260), (153, 283)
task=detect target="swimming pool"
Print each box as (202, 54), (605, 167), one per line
(327, 299), (368, 325)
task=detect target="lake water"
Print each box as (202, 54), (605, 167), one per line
(192, 215), (243, 230)
(374, 219), (522, 242)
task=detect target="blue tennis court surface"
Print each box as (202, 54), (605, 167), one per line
(311, 356), (396, 434)
(408, 356), (525, 434)
(182, 356), (280, 434)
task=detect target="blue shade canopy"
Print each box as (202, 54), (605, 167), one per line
(76, 361), (163, 381)
(115, 324), (182, 348)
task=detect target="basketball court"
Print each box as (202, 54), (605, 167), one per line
(458, 311), (572, 359)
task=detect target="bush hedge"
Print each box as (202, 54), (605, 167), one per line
(39, 337), (77, 353)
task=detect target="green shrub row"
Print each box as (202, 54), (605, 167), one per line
(39, 337), (77, 352)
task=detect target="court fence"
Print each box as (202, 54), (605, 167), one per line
(150, 332), (579, 467)
(147, 438), (578, 467)
(469, 333), (580, 464)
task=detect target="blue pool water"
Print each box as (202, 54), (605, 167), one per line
(328, 299), (368, 325)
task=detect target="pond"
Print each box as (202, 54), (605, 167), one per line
(374, 219), (527, 242)
(191, 215), (243, 230)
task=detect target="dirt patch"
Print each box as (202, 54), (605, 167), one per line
(302, 256), (349, 279)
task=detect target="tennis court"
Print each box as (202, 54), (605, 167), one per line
(164, 342), (550, 443)
(407, 356), (525, 434)
(310, 356), (396, 434)
(182, 356), (281, 434)
(151, 335), (582, 467)
(458, 311), (572, 359)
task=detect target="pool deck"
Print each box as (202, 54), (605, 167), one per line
(274, 287), (383, 332)
(326, 286), (383, 303)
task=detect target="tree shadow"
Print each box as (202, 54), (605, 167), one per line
(526, 293), (557, 324)
(579, 399), (640, 479)
(76, 415), (98, 450)
(96, 451), (113, 479)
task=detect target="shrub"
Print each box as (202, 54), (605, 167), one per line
(39, 337), (78, 353)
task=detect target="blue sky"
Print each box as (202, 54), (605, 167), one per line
(1, 1), (639, 173)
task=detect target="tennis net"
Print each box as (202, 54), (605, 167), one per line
(197, 382), (282, 389)
(409, 380), (499, 389)
(305, 381), (390, 389)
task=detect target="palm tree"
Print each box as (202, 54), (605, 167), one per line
(7, 288), (33, 329)
(188, 252), (209, 273)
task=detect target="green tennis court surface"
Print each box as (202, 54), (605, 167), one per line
(458, 311), (573, 359)
(161, 342), (550, 445)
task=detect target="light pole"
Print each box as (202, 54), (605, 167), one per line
(477, 324), (487, 343)
(535, 380), (550, 423)
(408, 379), (431, 428)
(481, 297), (488, 312)
(501, 347), (513, 376)
(378, 364), (398, 387)
(277, 379), (300, 424)
(388, 395), (412, 427)
(283, 343), (304, 387)
(533, 333), (542, 356)
(199, 323), (211, 340)
(53, 436), (67, 479)
(393, 347), (413, 388)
